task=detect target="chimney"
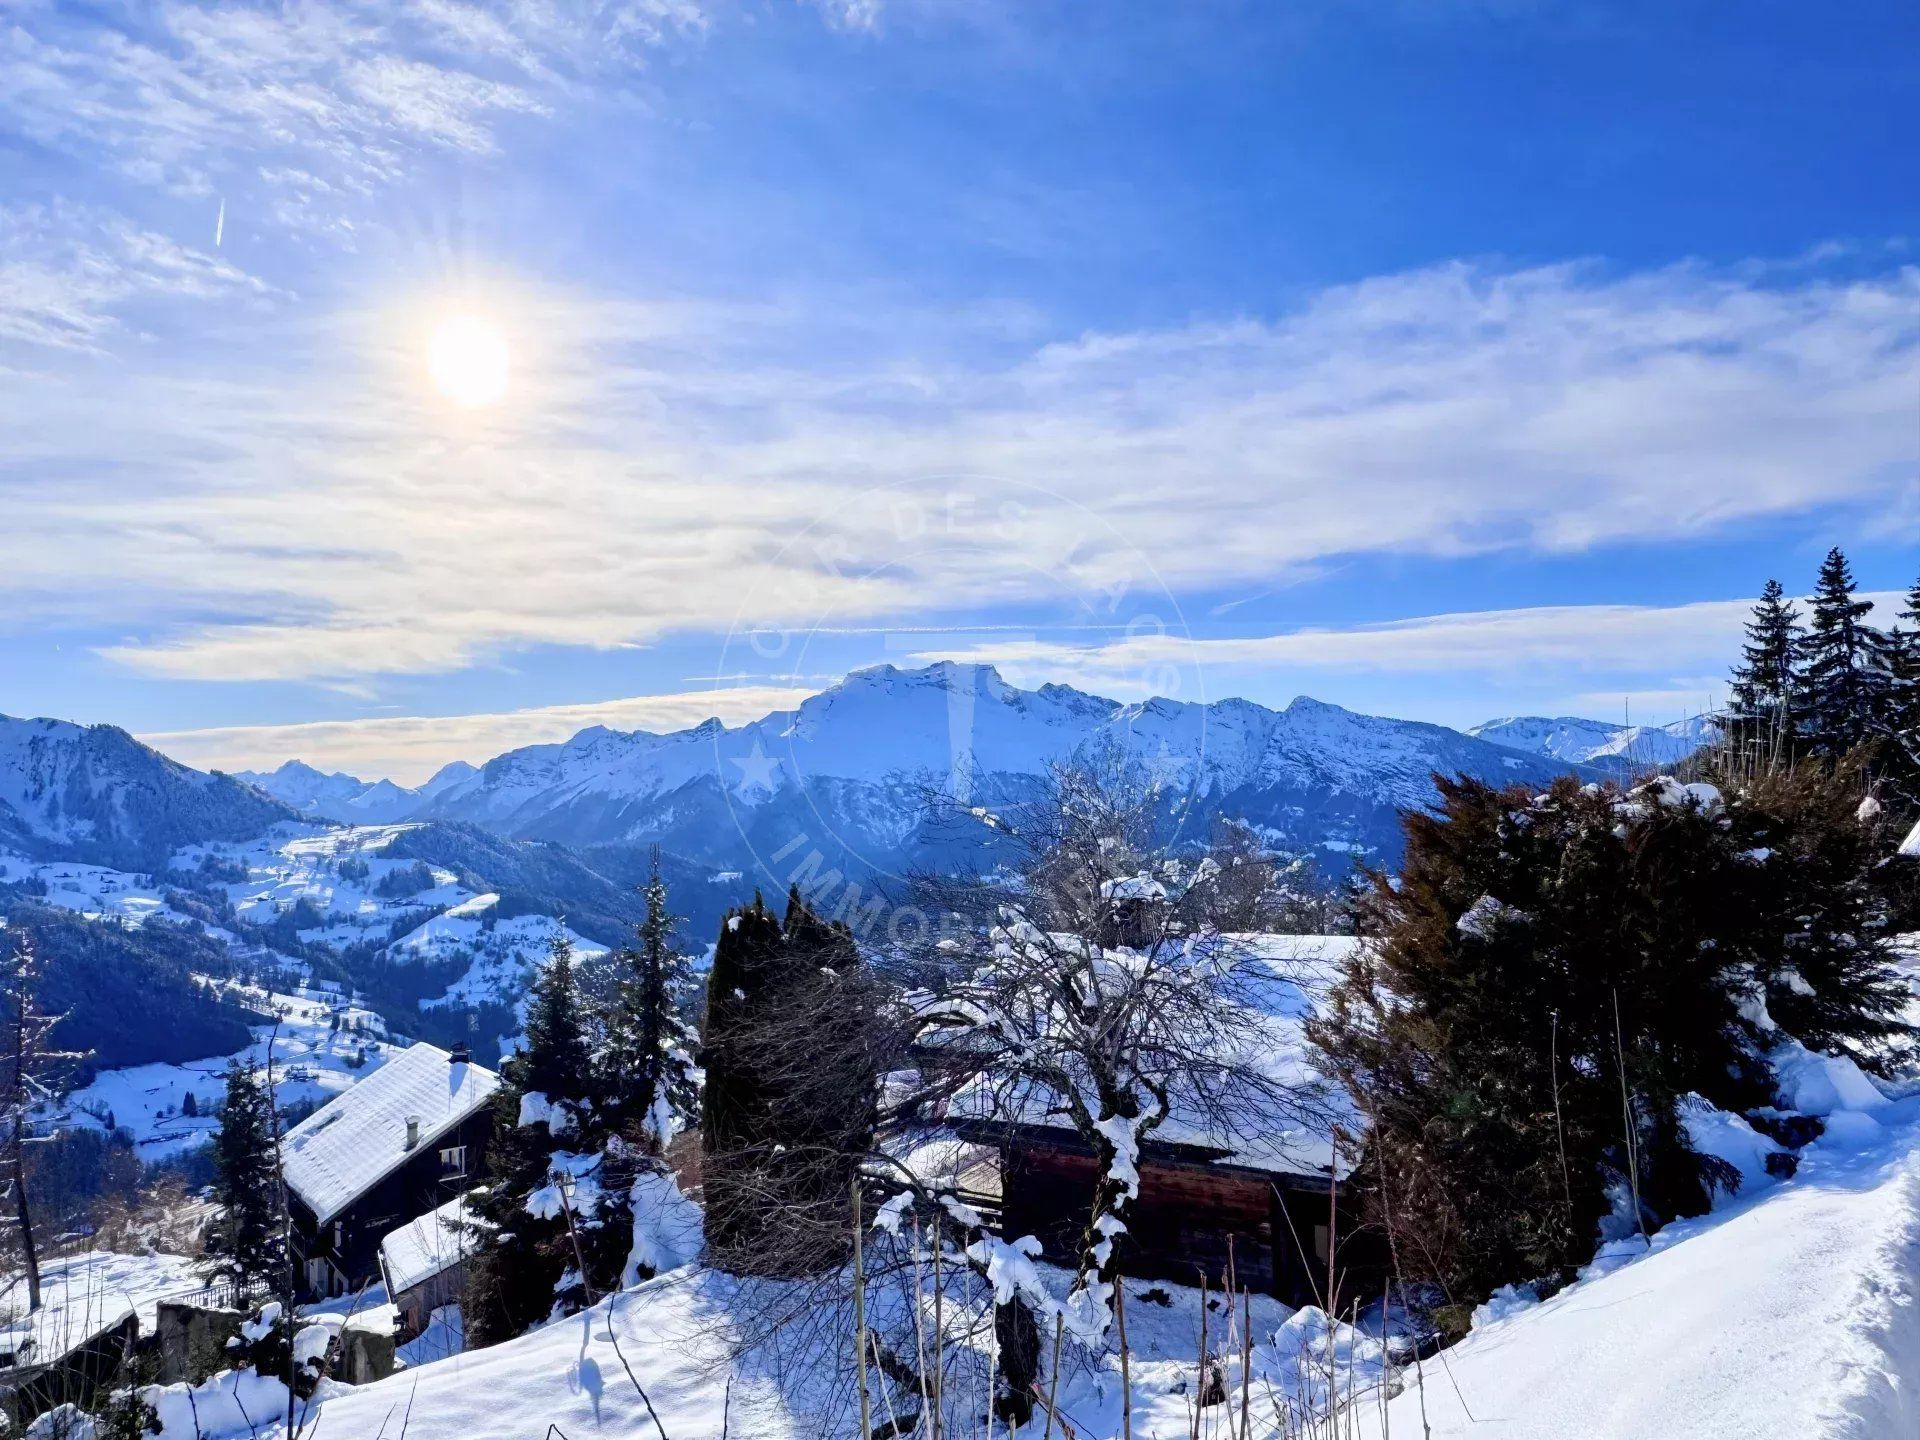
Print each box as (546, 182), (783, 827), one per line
(404, 1115), (421, 1150)
(448, 1042), (471, 1067)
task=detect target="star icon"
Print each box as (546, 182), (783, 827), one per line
(730, 740), (782, 797)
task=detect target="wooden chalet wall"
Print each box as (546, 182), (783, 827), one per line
(292, 1104), (494, 1296)
(390, 1259), (471, 1339)
(1001, 1141), (1358, 1306)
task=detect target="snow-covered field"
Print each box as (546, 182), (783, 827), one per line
(49, 984), (396, 1160)
(0, 1251), (204, 1371)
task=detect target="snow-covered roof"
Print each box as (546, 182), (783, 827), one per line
(282, 1042), (499, 1224)
(943, 933), (1362, 1182)
(1899, 818), (1920, 859)
(379, 1194), (480, 1296)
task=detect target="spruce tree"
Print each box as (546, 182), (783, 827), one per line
(466, 935), (625, 1342)
(519, 934), (591, 1105)
(205, 1060), (284, 1300)
(1883, 575), (1920, 807)
(606, 850), (699, 1151)
(1726, 578), (1803, 763)
(1799, 548), (1891, 754)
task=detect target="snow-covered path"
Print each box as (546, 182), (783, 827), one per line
(1359, 1095), (1920, 1440)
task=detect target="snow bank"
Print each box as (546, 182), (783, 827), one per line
(1772, 1040), (1889, 1117)
(141, 1368), (313, 1440)
(623, 1168), (703, 1283)
(267, 1270), (802, 1440)
(1354, 1094), (1920, 1440)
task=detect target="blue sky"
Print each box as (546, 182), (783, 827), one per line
(2, 0), (1916, 780)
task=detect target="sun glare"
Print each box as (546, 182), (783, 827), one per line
(426, 313), (510, 409)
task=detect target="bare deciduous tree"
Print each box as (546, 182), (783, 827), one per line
(899, 756), (1340, 1348)
(1, 929), (84, 1313)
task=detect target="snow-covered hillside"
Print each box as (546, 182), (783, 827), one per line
(0, 715), (288, 869)
(1356, 1093), (1920, 1438)
(174, 823), (606, 1010)
(47, 982), (396, 1160)
(6, 817), (609, 1152)
(1471, 712), (1718, 769)
(190, 1054), (1920, 1440)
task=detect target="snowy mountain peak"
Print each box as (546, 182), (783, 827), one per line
(0, 713), (288, 867)
(841, 659), (1016, 699)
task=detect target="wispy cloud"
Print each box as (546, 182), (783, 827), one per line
(139, 682), (810, 783)
(3, 254), (1915, 685)
(0, 0), (696, 212)
(904, 592), (1909, 707)
(0, 201), (274, 349)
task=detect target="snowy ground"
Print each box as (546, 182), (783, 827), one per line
(260, 1085), (1920, 1440)
(1354, 1091), (1920, 1440)
(48, 983), (396, 1160)
(394, 897), (606, 1010)
(0, 1252), (203, 1371)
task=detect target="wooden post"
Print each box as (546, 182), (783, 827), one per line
(1041, 1312), (1065, 1440)
(931, 1217), (944, 1440)
(852, 1177), (871, 1440)
(1116, 1278), (1132, 1440)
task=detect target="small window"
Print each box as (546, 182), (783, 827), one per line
(439, 1145), (467, 1177)
(1312, 1223), (1331, 1263)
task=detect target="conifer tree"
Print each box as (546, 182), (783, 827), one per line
(606, 850), (699, 1151)
(1725, 578), (1803, 763)
(1799, 548), (1890, 754)
(1729, 758), (1912, 1059)
(698, 893), (787, 1264)
(205, 1059), (284, 1300)
(699, 890), (880, 1275)
(519, 934), (591, 1105)
(466, 935), (625, 1343)
(1311, 765), (1909, 1326)
(1883, 575), (1920, 805)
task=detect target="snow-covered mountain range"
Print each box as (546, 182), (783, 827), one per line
(1469, 712), (1719, 770)
(240, 662), (1588, 876)
(233, 759), (478, 825)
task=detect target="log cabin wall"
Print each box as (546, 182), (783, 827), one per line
(1004, 1144), (1317, 1300)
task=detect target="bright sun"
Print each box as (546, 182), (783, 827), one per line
(426, 313), (510, 408)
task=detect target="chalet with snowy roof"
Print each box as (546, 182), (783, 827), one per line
(284, 1042), (499, 1298)
(928, 934), (1377, 1306)
(1900, 817), (1920, 859)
